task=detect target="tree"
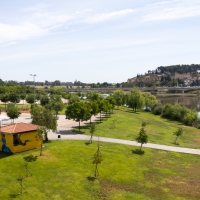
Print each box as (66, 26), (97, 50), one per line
(105, 96), (116, 113)
(97, 100), (104, 123)
(113, 90), (124, 109)
(9, 92), (20, 104)
(36, 127), (47, 156)
(20, 93), (26, 106)
(65, 102), (91, 131)
(102, 99), (112, 117)
(92, 140), (103, 178)
(31, 105), (57, 142)
(89, 92), (102, 101)
(51, 96), (64, 116)
(0, 93), (9, 109)
(26, 94), (35, 104)
(142, 93), (157, 111)
(173, 127), (183, 145)
(23, 154), (37, 177)
(88, 101), (99, 125)
(136, 122), (148, 152)
(40, 95), (50, 106)
(90, 123), (96, 144)
(6, 103), (21, 123)
(68, 94), (80, 105)
(128, 90), (144, 112)
(62, 93), (69, 104)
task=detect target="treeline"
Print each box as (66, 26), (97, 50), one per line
(0, 78), (119, 88)
(157, 64), (200, 74)
(152, 103), (200, 128)
(1, 86), (200, 132)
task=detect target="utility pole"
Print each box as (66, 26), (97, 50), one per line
(30, 74), (37, 106)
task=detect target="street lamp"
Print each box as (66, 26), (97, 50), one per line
(30, 74), (37, 105)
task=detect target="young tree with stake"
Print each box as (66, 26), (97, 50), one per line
(173, 127), (183, 145)
(90, 123), (96, 144)
(92, 139), (103, 178)
(136, 122), (148, 152)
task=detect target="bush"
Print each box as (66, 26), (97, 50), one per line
(192, 117), (200, 129)
(171, 104), (188, 122)
(183, 110), (198, 126)
(151, 103), (163, 115)
(162, 103), (174, 119)
(152, 103), (163, 115)
(161, 103), (198, 127)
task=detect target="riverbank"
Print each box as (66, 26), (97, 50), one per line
(156, 93), (198, 97)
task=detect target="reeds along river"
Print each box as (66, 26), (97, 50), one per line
(157, 96), (200, 116)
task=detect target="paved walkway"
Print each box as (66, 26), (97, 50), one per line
(2, 113), (200, 155)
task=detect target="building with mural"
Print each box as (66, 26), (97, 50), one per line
(0, 123), (41, 154)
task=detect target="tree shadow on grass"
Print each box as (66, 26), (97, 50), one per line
(71, 125), (91, 134)
(131, 149), (145, 155)
(57, 129), (81, 135)
(85, 141), (91, 145)
(9, 193), (20, 198)
(103, 115), (111, 118)
(43, 140), (52, 144)
(87, 176), (97, 182)
(0, 152), (12, 159)
(124, 110), (140, 114)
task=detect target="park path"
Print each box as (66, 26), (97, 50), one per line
(2, 113), (200, 155)
(48, 115), (200, 155)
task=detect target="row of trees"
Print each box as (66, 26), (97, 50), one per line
(151, 103), (200, 128)
(65, 98), (115, 131)
(112, 89), (157, 112)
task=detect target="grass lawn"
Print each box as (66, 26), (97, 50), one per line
(0, 104), (30, 110)
(0, 140), (199, 200)
(73, 107), (200, 149)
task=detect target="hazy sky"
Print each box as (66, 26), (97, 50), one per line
(0, 0), (200, 83)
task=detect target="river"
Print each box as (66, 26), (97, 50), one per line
(157, 96), (200, 116)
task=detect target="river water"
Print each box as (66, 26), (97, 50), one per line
(157, 96), (200, 116)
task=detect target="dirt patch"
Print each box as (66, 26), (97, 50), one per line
(163, 163), (200, 198)
(189, 131), (200, 135)
(40, 150), (58, 161)
(94, 179), (135, 200)
(192, 138), (200, 143)
(164, 176), (200, 198)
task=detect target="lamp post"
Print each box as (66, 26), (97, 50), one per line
(30, 74), (37, 106)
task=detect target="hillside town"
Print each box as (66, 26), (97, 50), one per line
(127, 66), (200, 87)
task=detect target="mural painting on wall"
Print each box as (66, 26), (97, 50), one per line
(0, 134), (12, 154)
(13, 134), (32, 146)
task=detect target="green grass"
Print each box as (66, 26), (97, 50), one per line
(0, 104), (31, 110)
(73, 107), (200, 149)
(0, 140), (200, 199)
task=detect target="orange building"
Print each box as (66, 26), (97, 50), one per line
(0, 123), (41, 154)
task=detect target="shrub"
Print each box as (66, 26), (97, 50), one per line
(151, 103), (163, 115)
(183, 110), (198, 126)
(162, 103), (174, 119)
(154, 105), (163, 115)
(171, 104), (188, 122)
(192, 117), (200, 129)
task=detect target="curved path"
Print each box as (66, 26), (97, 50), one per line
(50, 115), (200, 155)
(2, 113), (200, 155)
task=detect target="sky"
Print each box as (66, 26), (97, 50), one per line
(0, 0), (200, 83)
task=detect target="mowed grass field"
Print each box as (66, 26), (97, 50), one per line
(0, 140), (200, 200)
(73, 107), (200, 149)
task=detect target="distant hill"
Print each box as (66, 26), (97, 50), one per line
(125, 64), (200, 87)
(157, 64), (200, 74)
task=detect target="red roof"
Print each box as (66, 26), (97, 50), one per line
(0, 123), (39, 134)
